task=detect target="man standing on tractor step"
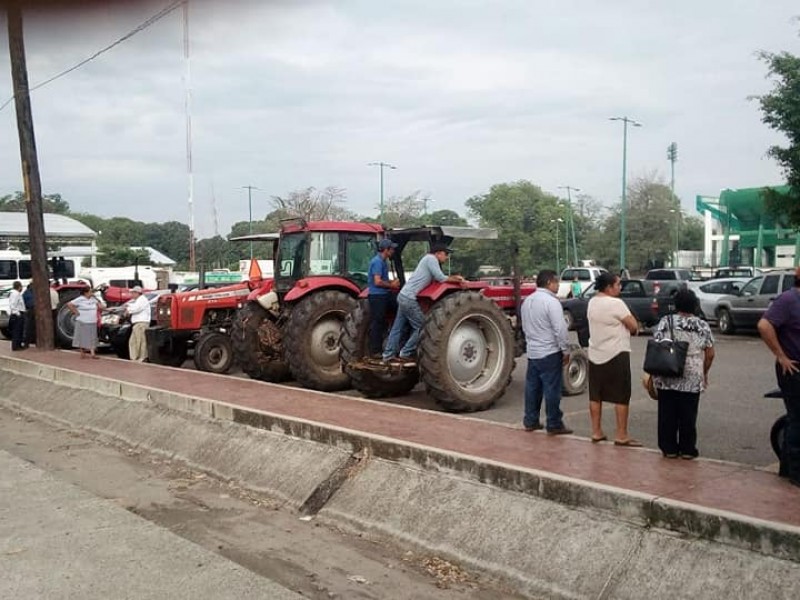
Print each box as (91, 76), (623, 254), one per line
(757, 266), (800, 488)
(382, 243), (464, 365)
(125, 286), (150, 362)
(521, 270), (573, 435)
(367, 239), (400, 359)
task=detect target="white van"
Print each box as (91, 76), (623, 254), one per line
(0, 250), (82, 288)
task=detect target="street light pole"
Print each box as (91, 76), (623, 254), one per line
(242, 185), (259, 260)
(558, 185), (581, 266)
(550, 218), (564, 272)
(609, 116), (642, 272)
(667, 142), (679, 266)
(368, 162), (397, 223)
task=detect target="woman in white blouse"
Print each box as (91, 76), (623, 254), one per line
(67, 287), (105, 359)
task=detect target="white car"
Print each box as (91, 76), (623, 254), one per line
(0, 287), (11, 338)
(688, 277), (750, 322)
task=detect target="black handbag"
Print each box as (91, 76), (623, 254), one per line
(643, 315), (689, 377)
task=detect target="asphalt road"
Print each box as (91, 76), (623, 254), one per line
(338, 330), (785, 468)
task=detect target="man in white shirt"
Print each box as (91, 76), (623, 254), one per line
(125, 286), (150, 362)
(520, 269), (572, 434)
(8, 281), (26, 351)
(586, 273), (640, 446)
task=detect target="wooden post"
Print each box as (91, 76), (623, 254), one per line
(7, 2), (55, 350)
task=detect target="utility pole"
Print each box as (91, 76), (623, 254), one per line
(422, 197), (434, 220)
(368, 162), (396, 223)
(558, 185), (580, 266)
(667, 142), (679, 265)
(183, 0), (196, 271)
(7, 2), (54, 351)
(609, 116), (642, 273)
(242, 185), (259, 260)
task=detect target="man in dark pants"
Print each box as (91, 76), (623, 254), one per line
(22, 282), (35, 345)
(758, 266), (800, 488)
(367, 239), (399, 359)
(8, 281), (26, 351)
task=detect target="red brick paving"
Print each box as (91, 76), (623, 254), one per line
(3, 345), (798, 528)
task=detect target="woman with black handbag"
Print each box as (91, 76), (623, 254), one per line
(652, 288), (715, 459)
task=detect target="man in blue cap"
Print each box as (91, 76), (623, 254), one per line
(367, 238), (400, 358)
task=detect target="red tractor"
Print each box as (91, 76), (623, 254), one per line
(231, 219), (383, 391)
(146, 281), (255, 372)
(339, 227), (589, 412)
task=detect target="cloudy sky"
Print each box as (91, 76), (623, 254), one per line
(0, 0), (797, 239)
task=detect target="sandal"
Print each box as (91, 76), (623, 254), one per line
(613, 439), (643, 447)
(591, 435), (607, 443)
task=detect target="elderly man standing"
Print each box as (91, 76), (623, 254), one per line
(758, 266), (800, 488)
(521, 269), (572, 435)
(125, 286), (150, 362)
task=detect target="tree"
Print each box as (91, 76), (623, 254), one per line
(428, 209), (468, 227)
(96, 247), (151, 268)
(0, 191), (70, 214)
(466, 180), (565, 275)
(755, 40), (800, 226)
(270, 186), (355, 221)
(376, 191), (429, 228)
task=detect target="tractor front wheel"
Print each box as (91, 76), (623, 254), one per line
(194, 331), (234, 374)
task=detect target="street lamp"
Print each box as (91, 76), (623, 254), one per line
(367, 162), (397, 223)
(609, 116), (642, 272)
(550, 217), (564, 272)
(558, 185), (580, 266)
(242, 185), (259, 260)
(669, 208), (681, 267)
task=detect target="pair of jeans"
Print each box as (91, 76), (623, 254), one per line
(382, 294), (425, 360)
(776, 364), (800, 485)
(656, 388), (700, 457)
(523, 351), (564, 430)
(9, 313), (25, 350)
(367, 294), (395, 357)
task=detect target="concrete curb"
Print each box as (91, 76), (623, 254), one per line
(1, 356), (799, 599)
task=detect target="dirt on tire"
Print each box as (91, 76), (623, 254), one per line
(284, 290), (355, 392)
(230, 302), (291, 383)
(419, 291), (514, 412)
(341, 300), (419, 398)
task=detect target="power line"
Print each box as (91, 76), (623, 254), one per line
(0, 0), (186, 112)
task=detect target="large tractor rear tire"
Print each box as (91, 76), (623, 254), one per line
(230, 302), (291, 382)
(194, 331), (234, 374)
(340, 300), (419, 398)
(419, 291), (514, 412)
(0, 327), (10, 340)
(284, 290), (355, 392)
(55, 289), (81, 348)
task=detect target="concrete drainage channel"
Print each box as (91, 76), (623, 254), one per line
(0, 357), (798, 599)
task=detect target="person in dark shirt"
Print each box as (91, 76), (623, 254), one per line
(366, 239), (399, 359)
(757, 266), (800, 488)
(22, 283), (35, 345)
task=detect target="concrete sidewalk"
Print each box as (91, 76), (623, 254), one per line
(0, 449), (300, 600)
(1, 346), (799, 598)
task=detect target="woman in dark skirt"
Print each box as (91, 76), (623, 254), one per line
(652, 288), (715, 459)
(67, 287), (105, 359)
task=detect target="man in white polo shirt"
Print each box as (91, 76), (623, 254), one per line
(125, 286), (150, 362)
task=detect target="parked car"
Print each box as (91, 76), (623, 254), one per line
(688, 278), (750, 322)
(557, 266), (608, 298)
(562, 279), (681, 336)
(715, 270), (796, 334)
(0, 286), (11, 339)
(713, 266), (764, 279)
(98, 290), (169, 358)
(644, 268), (693, 281)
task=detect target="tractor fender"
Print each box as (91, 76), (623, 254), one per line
(283, 278), (361, 303)
(416, 281), (484, 303)
(246, 280), (274, 302)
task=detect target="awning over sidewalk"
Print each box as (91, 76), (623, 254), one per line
(0, 212), (97, 244)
